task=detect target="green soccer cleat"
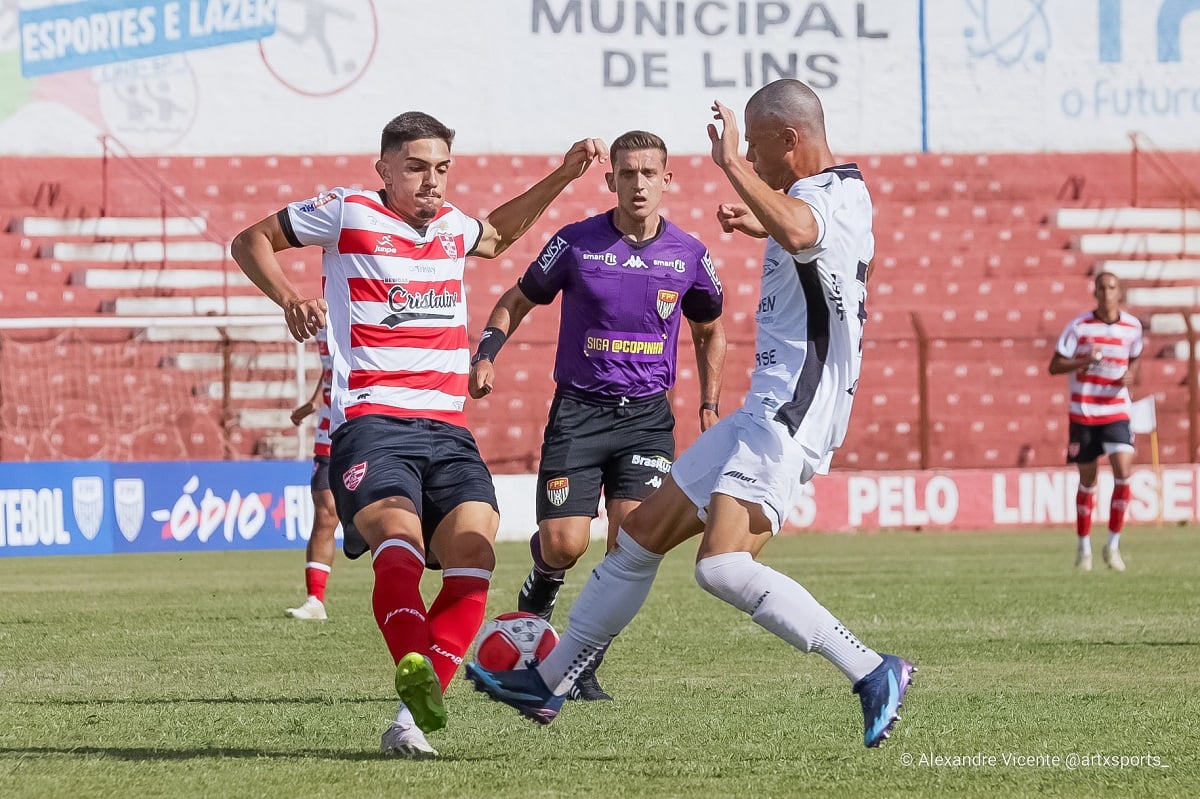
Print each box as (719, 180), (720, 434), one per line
(394, 653), (447, 733)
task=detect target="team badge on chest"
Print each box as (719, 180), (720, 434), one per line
(546, 477), (570, 507)
(436, 227), (458, 260)
(656, 289), (679, 319)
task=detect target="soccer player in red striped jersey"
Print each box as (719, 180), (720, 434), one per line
(233, 111), (606, 757)
(284, 326), (338, 621)
(1049, 272), (1144, 572)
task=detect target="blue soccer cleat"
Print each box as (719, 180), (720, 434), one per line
(852, 654), (915, 748)
(464, 662), (566, 725)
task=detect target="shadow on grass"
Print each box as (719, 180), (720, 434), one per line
(13, 697), (384, 707)
(0, 746), (503, 763)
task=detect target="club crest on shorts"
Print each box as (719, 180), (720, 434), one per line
(546, 477), (570, 507)
(656, 289), (679, 319)
(344, 461), (368, 491)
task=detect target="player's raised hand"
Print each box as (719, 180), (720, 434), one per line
(707, 100), (741, 170)
(284, 297), (327, 342)
(469, 359), (496, 400)
(559, 137), (609, 180)
(717, 202), (768, 238)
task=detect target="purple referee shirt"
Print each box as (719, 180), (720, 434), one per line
(518, 211), (723, 400)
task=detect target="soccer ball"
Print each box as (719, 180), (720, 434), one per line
(473, 611), (559, 671)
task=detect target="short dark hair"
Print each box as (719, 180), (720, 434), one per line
(380, 112), (455, 157)
(611, 130), (667, 163)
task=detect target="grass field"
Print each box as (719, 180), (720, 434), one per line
(2, 525), (1197, 798)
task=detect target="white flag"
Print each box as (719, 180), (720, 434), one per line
(1129, 396), (1157, 434)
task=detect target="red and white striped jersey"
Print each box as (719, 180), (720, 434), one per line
(313, 326), (332, 457)
(1055, 310), (1144, 425)
(282, 188), (484, 433)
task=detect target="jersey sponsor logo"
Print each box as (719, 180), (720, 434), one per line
(299, 191), (337, 213)
(344, 461), (368, 491)
(757, 295), (776, 315)
(722, 470), (757, 484)
(586, 335), (666, 356)
(583, 251), (618, 266)
(631, 454), (672, 473)
(546, 476), (570, 507)
(702, 252), (723, 292)
(538, 235), (569, 272)
(656, 289), (679, 319)
(380, 285), (460, 327)
(71, 476), (104, 542)
(623, 255), (648, 269)
(374, 234), (398, 255)
(653, 258), (687, 273)
(113, 477), (145, 542)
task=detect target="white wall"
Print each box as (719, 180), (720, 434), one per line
(1, 0), (1197, 156)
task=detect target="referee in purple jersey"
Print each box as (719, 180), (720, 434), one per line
(469, 131), (726, 700)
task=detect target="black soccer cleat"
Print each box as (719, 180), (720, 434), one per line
(567, 663), (613, 701)
(517, 568), (565, 622)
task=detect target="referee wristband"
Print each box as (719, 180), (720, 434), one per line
(700, 402), (719, 414)
(471, 326), (508, 365)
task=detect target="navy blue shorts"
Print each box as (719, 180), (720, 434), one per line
(330, 415), (498, 560)
(535, 392), (675, 522)
(1067, 420), (1134, 464)
(310, 455), (330, 492)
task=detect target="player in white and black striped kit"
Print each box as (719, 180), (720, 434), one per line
(468, 79), (915, 749)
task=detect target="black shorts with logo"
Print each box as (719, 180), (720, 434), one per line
(1067, 419), (1134, 464)
(330, 415), (498, 560)
(310, 455), (331, 492)
(536, 390), (675, 522)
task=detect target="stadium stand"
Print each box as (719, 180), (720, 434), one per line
(1, 148), (1197, 467)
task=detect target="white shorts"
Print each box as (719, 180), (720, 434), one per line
(671, 409), (831, 534)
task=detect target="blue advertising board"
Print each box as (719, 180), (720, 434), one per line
(0, 461), (322, 558)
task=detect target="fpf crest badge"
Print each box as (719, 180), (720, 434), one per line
(72, 476), (104, 541)
(546, 477), (570, 507)
(656, 289), (679, 319)
(113, 478), (146, 542)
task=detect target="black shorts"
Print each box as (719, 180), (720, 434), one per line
(1067, 420), (1134, 464)
(535, 391), (675, 522)
(310, 455), (331, 492)
(330, 415), (498, 560)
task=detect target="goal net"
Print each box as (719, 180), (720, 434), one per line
(0, 316), (312, 461)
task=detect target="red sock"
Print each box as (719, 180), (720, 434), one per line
(1110, 481), (1131, 533)
(426, 570), (491, 691)
(1076, 486), (1096, 538)
(371, 542), (430, 665)
(304, 562), (331, 602)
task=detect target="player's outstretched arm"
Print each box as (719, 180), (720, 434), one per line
(469, 285), (539, 399)
(689, 317), (727, 432)
(708, 101), (819, 253)
(472, 138), (608, 259)
(232, 214), (327, 341)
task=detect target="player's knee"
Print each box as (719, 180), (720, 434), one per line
(538, 521), (590, 568)
(694, 552), (758, 614)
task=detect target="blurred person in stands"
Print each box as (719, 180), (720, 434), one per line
(467, 79), (915, 749)
(284, 326), (339, 620)
(232, 111), (606, 757)
(1048, 272), (1143, 572)
(468, 130), (727, 701)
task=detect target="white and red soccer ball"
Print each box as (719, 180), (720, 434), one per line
(473, 611), (559, 671)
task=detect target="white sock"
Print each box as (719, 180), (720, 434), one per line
(1078, 535), (1092, 555)
(536, 528), (663, 695)
(393, 703), (414, 727)
(694, 552), (883, 683)
(1107, 532), (1120, 550)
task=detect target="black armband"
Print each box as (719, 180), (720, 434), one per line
(700, 402), (719, 414)
(471, 327), (508, 365)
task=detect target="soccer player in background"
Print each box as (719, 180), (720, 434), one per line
(232, 111), (606, 757)
(468, 130), (727, 701)
(467, 79), (916, 749)
(1048, 272), (1143, 572)
(284, 326), (339, 620)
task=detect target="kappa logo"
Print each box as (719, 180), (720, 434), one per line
(546, 476), (570, 507)
(343, 461), (368, 491)
(374, 234), (398, 255)
(656, 289), (679, 319)
(722, 470), (757, 484)
(71, 476), (104, 541)
(644, 476), (663, 489)
(623, 255), (648, 269)
(113, 477), (146, 542)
